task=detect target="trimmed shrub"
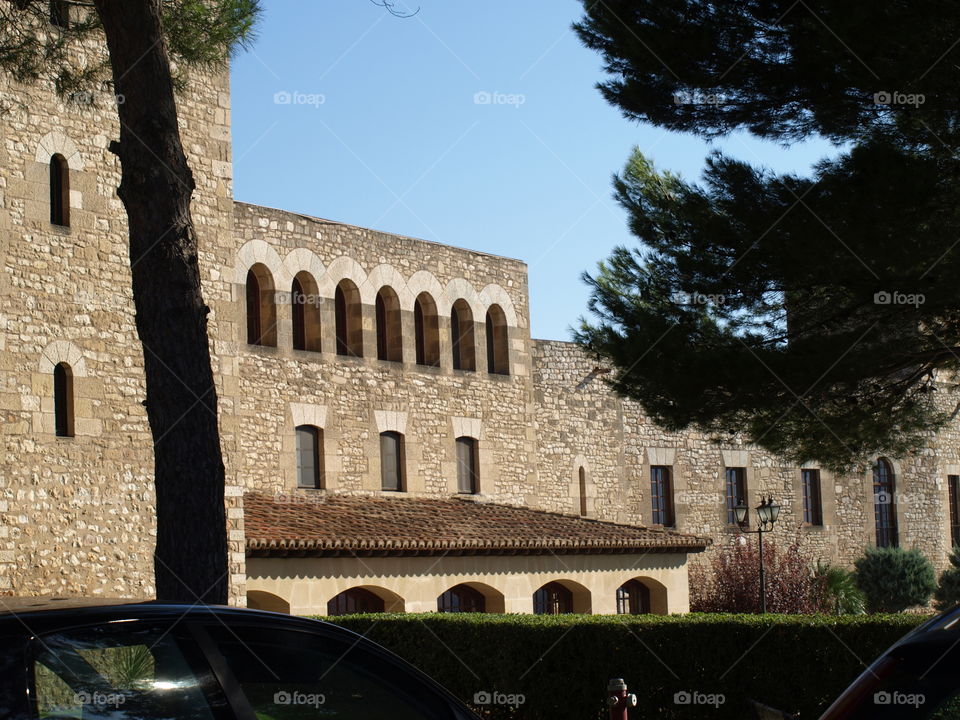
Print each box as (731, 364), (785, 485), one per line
(813, 562), (866, 615)
(854, 546), (936, 612)
(691, 534), (820, 613)
(934, 546), (960, 611)
(320, 613), (925, 720)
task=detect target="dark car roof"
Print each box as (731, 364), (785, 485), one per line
(0, 597), (148, 615)
(0, 597), (326, 636)
(0, 598), (480, 719)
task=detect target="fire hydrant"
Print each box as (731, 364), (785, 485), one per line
(606, 678), (638, 720)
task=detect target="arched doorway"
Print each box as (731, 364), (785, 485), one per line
(532, 580), (591, 614)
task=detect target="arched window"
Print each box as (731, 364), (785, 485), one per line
(616, 580), (651, 614)
(456, 436), (479, 494)
(874, 458), (899, 548)
(291, 272), (322, 352)
(414, 292), (440, 367)
(326, 588), (385, 616)
(450, 299), (475, 371)
(53, 362), (74, 438)
(245, 264), (277, 347)
(50, 154), (70, 227)
(335, 280), (363, 357)
(533, 582), (573, 615)
(485, 304), (509, 375)
(380, 431), (405, 491)
(49, 0), (69, 28)
(578, 467), (587, 517)
(437, 584), (486, 613)
(295, 425), (323, 489)
(375, 286), (403, 362)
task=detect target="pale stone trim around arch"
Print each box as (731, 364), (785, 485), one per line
(478, 284), (520, 328)
(325, 256), (370, 302)
(874, 456), (903, 479)
(452, 417), (482, 440)
(290, 403), (327, 429)
(407, 270), (445, 309)
(283, 249), (327, 295)
(36, 131), (85, 170)
(39, 340), (87, 376)
(234, 239), (289, 287)
(374, 410), (408, 435)
(442, 278), (483, 319)
(646, 448), (676, 466)
(365, 264), (413, 308)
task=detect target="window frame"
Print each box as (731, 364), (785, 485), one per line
(616, 580), (651, 615)
(455, 436), (479, 494)
(578, 467), (588, 517)
(437, 584), (486, 613)
(334, 281), (363, 358)
(245, 265), (277, 347)
(450, 300), (475, 371)
(414, 293), (441, 367)
(326, 588), (385, 616)
(49, 153), (70, 227)
(295, 425), (323, 489)
(379, 431), (405, 492)
(650, 465), (675, 527)
(484, 305), (509, 375)
(950, 475), (960, 548)
(873, 458), (899, 548)
(374, 287), (403, 362)
(53, 362), (74, 438)
(725, 467), (747, 525)
(801, 468), (824, 526)
(532, 582), (573, 615)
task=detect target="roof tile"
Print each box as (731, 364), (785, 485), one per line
(244, 493), (711, 557)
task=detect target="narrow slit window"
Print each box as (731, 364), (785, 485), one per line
(50, 154), (70, 227)
(53, 362), (74, 437)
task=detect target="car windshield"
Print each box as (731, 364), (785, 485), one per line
(31, 623), (225, 720)
(203, 623), (460, 720)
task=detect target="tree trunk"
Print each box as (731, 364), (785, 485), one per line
(93, 0), (228, 603)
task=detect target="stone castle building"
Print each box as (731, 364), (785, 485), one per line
(1, 22), (958, 615)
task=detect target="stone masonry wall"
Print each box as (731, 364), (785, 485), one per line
(227, 203), (536, 506)
(0, 28), (244, 601)
(532, 339), (955, 576)
(1, 25), (956, 607)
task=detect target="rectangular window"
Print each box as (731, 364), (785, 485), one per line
(650, 465), (674, 526)
(296, 426), (323, 489)
(380, 432), (404, 491)
(801, 469), (823, 526)
(725, 467), (747, 525)
(950, 475), (960, 547)
(456, 437), (479, 494)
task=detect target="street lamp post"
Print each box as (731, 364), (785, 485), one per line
(734, 496), (781, 614)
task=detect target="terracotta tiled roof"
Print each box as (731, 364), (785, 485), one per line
(244, 492), (711, 557)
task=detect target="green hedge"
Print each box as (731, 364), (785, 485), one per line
(319, 613), (928, 719)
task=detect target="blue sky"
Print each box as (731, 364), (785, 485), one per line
(230, 1), (837, 341)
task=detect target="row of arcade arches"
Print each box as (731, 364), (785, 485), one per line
(247, 577), (665, 616)
(246, 264), (511, 375)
